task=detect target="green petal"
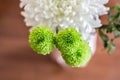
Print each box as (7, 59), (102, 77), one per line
(62, 40), (92, 67)
(55, 28), (81, 54)
(29, 26), (54, 55)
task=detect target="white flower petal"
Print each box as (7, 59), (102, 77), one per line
(20, 0), (109, 40)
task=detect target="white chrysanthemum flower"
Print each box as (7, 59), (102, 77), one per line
(20, 0), (109, 40)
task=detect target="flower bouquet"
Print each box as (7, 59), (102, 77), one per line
(20, 0), (120, 68)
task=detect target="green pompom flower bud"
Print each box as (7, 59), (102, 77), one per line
(29, 26), (54, 55)
(62, 40), (92, 67)
(55, 28), (81, 54)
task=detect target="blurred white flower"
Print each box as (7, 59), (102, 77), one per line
(20, 0), (109, 40)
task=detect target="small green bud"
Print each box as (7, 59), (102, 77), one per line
(62, 40), (92, 67)
(55, 28), (81, 54)
(29, 26), (54, 55)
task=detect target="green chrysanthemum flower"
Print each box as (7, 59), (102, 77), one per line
(55, 28), (81, 54)
(62, 40), (92, 67)
(29, 26), (54, 55)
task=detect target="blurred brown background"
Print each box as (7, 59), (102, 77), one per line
(0, 0), (120, 80)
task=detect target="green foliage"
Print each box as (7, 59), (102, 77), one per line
(29, 26), (54, 55)
(55, 28), (81, 54)
(108, 43), (116, 54)
(62, 40), (92, 67)
(98, 4), (120, 54)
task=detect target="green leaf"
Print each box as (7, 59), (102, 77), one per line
(108, 43), (116, 54)
(111, 5), (120, 11)
(99, 29), (109, 48)
(98, 25), (108, 30)
(115, 24), (120, 31)
(112, 12), (120, 21)
(108, 13), (113, 23)
(114, 30), (119, 38)
(106, 26), (113, 33)
(116, 18), (120, 23)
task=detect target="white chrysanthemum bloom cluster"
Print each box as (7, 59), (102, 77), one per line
(20, 0), (109, 53)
